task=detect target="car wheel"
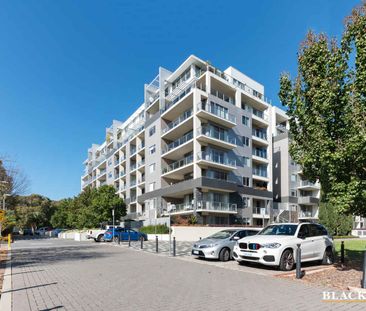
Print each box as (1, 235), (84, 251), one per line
(279, 249), (294, 271)
(97, 234), (105, 242)
(219, 248), (231, 262)
(322, 247), (334, 265)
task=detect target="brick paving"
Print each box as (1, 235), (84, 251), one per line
(8, 239), (365, 310)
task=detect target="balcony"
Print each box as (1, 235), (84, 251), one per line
(298, 196), (319, 205)
(197, 151), (236, 171)
(210, 88), (235, 105)
(114, 156), (126, 167)
(253, 167), (268, 180)
(252, 207), (270, 218)
(168, 201), (237, 215)
(252, 108), (269, 125)
(138, 159), (145, 168)
(162, 131), (193, 160)
(196, 126), (236, 150)
(298, 210), (317, 218)
(97, 169), (107, 178)
(196, 102), (236, 128)
(162, 109), (193, 138)
(162, 154), (194, 179)
(130, 147), (137, 156)
(130, 180), (137, 187)
(252, 148), (268, 164)
(252, 128), (268, 145)
(297, 180), (320, 190)
(197, 201), (237, 214)
(130, 163), (137, 172)
(138, 177), (145, 184)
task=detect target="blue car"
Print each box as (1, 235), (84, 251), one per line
(104, 228), (147, 242)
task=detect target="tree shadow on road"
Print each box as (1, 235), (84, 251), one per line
(10, 245), (114, 269)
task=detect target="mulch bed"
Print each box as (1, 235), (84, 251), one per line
(278, 260), (363, 290)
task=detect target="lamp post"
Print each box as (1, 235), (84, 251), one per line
(112, 208), (115, 241)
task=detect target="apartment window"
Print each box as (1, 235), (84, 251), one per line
(242, 116), (249, 126)
(243, 156), (250, 167)
(149, 182), (155, 192)
(242, 197), (250, 207)
(242, 136), (250, 146)
(149, 163), (155, 173)
(149, 145), (156, 155)
(290, 189), (297, 197)
(149, 126), (156, 137)
(291, 174), (297, 182)
(108, 172), (113, 178)
(242, 177), (250, 187)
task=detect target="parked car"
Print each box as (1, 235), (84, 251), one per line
(87, 226), (121, 242)
(233, 222), (334, 271)
(34, 227), (52, 236)
(104, 228), (147, 242)
(22, 228), (33, 236)
(191, 228), (261, 261)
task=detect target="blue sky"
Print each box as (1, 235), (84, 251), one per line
(0, 0), (360, 200)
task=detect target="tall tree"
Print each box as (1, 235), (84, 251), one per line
(279, 2), (366, 216)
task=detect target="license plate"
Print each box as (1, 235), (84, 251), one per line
(241, 251), (253, 256)
(193, 250), (199, 255)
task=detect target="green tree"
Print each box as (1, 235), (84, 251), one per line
(319, 203), (353, 236)
(279, 2), (366, 216)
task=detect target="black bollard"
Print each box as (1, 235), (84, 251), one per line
(296, 244), (302, 279)
(155, 235), (158, 253)
(341, 241), (345, 264)
(140, 235), (143, 249)
(118, 233), (120, 245)
(128, 232), (131, 247)
(173, 237), (176, 257)
(362, 251), (366, 289)
(199, 237), (201, 240)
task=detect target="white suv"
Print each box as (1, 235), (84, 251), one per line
(233, 223), (334, 271)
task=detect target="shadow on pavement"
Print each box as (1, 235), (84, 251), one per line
(1, 282), (57, 294)
(10, 245), (112, 269)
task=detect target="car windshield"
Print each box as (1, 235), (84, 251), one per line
(258, 224), (298, 236)
(207, 230), (235, 239)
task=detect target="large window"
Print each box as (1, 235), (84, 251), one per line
(242, 136), (250, 146)
(242, 116), (249, 126)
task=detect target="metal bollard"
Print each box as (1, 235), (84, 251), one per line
(140, 236), (143, 249)
(118, 233), (120, 245)
(173, 237), (176, 257)
(199, 237), (201, 240)
(340, 241), (345, 264)
(296, 244), (302, 279)
(362, 251), (366, 289)
(128, 233), (131, 247)
(155, 235), (158, 253)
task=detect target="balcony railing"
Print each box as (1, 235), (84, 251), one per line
(162, 109), (193, 134)
(299, 181), (319, 187)
(252, 148), (267, 159)
(130, 147), (137, 155)
(252, 129), (267, 140)
(138, 142), (145, 150)
(162, 131), (193, 154)
(197, 151), (236, 167)
(299, 210), (314, 218)
(210, 88), (235, 105)
(197, 201), (237, 213)
(253, 167), (268, 177)
(130, 196), (137, 202)
(120, 171), (126, 177)
(138, 159), (145, 167)
(138, 177), (145, 184)
(162, 154), (194, 174)
(130, 180), (137, 187)
(97, 169), (106, 177)
(130, 163), (137, 171)
(197, 126), (236, 145)
(197, 102), (236, 124)
(168, 201), (237, 213)
(252, 207), (269, 215)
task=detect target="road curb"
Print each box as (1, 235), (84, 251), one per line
(0, 248), (12, 311)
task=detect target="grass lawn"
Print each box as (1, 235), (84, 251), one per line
(334, 239), (366, 263)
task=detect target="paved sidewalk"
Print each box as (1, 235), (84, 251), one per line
(9, 239), (365, 311)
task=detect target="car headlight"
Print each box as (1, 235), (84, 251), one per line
(208, 243), (219, 248)
(261, 243), (281, 249)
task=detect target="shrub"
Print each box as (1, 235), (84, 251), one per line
(139, 224), (169, 234)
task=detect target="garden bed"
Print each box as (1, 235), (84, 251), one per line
(278, 239), (366, 290)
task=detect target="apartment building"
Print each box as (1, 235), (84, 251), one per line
(271, 107), (320, 223)
(82, 55), (291, 226)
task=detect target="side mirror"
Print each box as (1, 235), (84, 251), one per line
(233, 236), (240, 240)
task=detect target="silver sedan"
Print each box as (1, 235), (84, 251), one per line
(191, 228), (261, 261)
